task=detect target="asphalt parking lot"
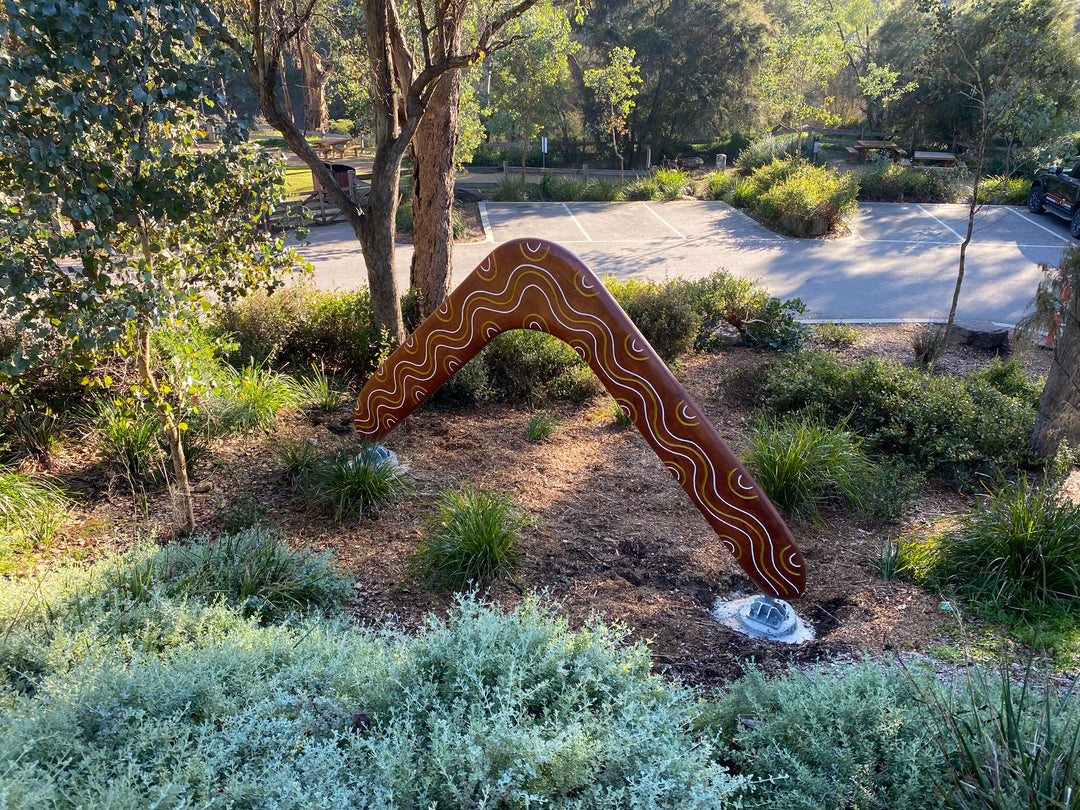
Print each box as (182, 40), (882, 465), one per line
(294, 201), (1072, 324)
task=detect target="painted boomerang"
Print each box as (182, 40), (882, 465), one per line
(354, 238), (805, 598)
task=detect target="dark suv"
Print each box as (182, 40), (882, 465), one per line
(1027, 159), (1080, 237)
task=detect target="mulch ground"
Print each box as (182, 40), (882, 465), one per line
(26, 325), (1055, 689)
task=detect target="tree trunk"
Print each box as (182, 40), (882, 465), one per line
(360, 147), (407, 343)
(137, 329), (195, 535)
(1031, 312), (1080, 457)
(409, 70), (461, 318)
(942, 152), (985, 346)
(298, 25), (331, 133)
(279, 52), (295, 125)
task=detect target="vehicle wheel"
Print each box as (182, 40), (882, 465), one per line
(1071, 209), (1080, 239)
(1027, 187), (1045, 214)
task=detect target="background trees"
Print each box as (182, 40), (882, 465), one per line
(0, 0), (298, 532)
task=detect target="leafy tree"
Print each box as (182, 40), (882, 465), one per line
(486, 2), (577, 183)
(0, 0), (297, 532)
(583, 46), (641, 179)
(758, 0), (845, 154)
(578, 0), (770, 164)
(918, 0), (1080, 348)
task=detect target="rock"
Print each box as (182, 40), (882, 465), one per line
(193, 480), (213, 494)
(454, 187), (484, 203)
(678, 156), (704, 169)
(949, 320), (1010, 352)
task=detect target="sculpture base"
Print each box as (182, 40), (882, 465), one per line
(711, 594), (815, 644)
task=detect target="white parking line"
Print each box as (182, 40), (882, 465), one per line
(915, 204), (966, 241)
(563, 202), (592, 241)
(642, 203), (686, 239)
(1007, 207), (1071, 243)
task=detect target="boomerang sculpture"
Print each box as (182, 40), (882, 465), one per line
(354, 239), (805, 598)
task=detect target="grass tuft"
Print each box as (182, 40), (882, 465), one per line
(279, 441), (410, 521)
(412, 484), (524, 589)
(525, 411), (558, 442)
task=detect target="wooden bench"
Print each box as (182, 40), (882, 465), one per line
(845, 146), (859, 163)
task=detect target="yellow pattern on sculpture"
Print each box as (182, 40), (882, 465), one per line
(354, 239), (805, 598)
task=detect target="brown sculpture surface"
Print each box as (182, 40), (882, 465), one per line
(354, 238), (805, 598)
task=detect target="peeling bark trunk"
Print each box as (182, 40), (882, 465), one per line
(1031, 314), (1080, 457)
(410, 70), (461, 318)
(298, 25), (331, 133)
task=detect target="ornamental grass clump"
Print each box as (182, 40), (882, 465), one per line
(412, 484), (524, 589)
(903, 476), (1080, 616)
(280, 442), (410, 521)
(0, 470), (69, 563)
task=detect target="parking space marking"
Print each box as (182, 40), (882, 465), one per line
(1007, 207), (1071, 243)
(915, 203), (966, 240)
(642, 203), (687, 239)
(563, 202), (592, 241)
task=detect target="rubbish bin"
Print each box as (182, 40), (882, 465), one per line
(312, 163), (356, 192)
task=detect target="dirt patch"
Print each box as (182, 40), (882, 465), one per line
(32, 325), (1053, 688)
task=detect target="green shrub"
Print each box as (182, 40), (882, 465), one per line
(904, 477), (1080, 616)
(703, 170), (738, 201)
(280, 442), (410, 521)
(412, 484), (524, 589)
(619, 175), (659, 200)
(734, 133), (799, 172)
(703, 660), (944, 810)
(0, 594), (747, 809)
(494, 176), (529, 201)
(674, 270), (768, 345)
(578, 178), (621, 201)
(764, 352), (1040, 485)
(977, 175), (1029, 205)
(212, 285), (397, 380)
(813, 320), (862, 347)
(858, 163), (961, 203)
(92, 396), (169, 484)
(538, 172), (585, 201)
(606, 277), (700, 363)
(294, 363), (351, 412)
(750, 159), (859, 237)
(746, 415), (911, 522)
(653, 167), (689, 199)
(482, 329), (590, 402)
(212, 361), (297, 433)
(740, 295), (809, 351)
(0, 471), (69, 567)
(525, 410), (558, 441)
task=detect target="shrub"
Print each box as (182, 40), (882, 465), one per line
(605, 277), (700, 363)
(482, 329), (590, 402)
(739, 295), (809, 351)
(0, 471), (69, 567)
(294, 363), (351, 412)
(494, 176), (529, 201)
(412, 484), (524, 589)
(904, 477), (1080, 615)
(0, 594), (747, 809)
(745, 415), (911, 522)
(858, 163), (961, 203)
(578, 178), (621, 201)
(212, 361), (297, 433)
(92, 396), (169, 484)
(813, 320), (862, 347)
(280, 442), (410, 521)
(619, 175), (659, 200)
(525, 410), (558, 441)
(764, 351), (1040, 485)
(703, 660), (944, 810)
(977, 175), (1029, 205)
(212, 282), (314, 367)
(538, 172), (584, 201)
(702, 170), (738, 201)
(734, 133), (799, 172)
(750, 159), (859, 237)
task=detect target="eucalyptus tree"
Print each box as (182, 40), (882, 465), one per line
(0, 0), (297, 532)
(578, 0), (771, 163)
(583, 46), (641, 179)
(484, 3), (577, 183)
(918, 0), (1080, 348)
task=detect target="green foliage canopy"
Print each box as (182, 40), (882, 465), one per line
(0, 0), (299, 374)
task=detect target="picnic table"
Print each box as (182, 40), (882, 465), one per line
(912, 150), (958, 167)
(854, 139), (900, 162)
(310, 137), (358, 159)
